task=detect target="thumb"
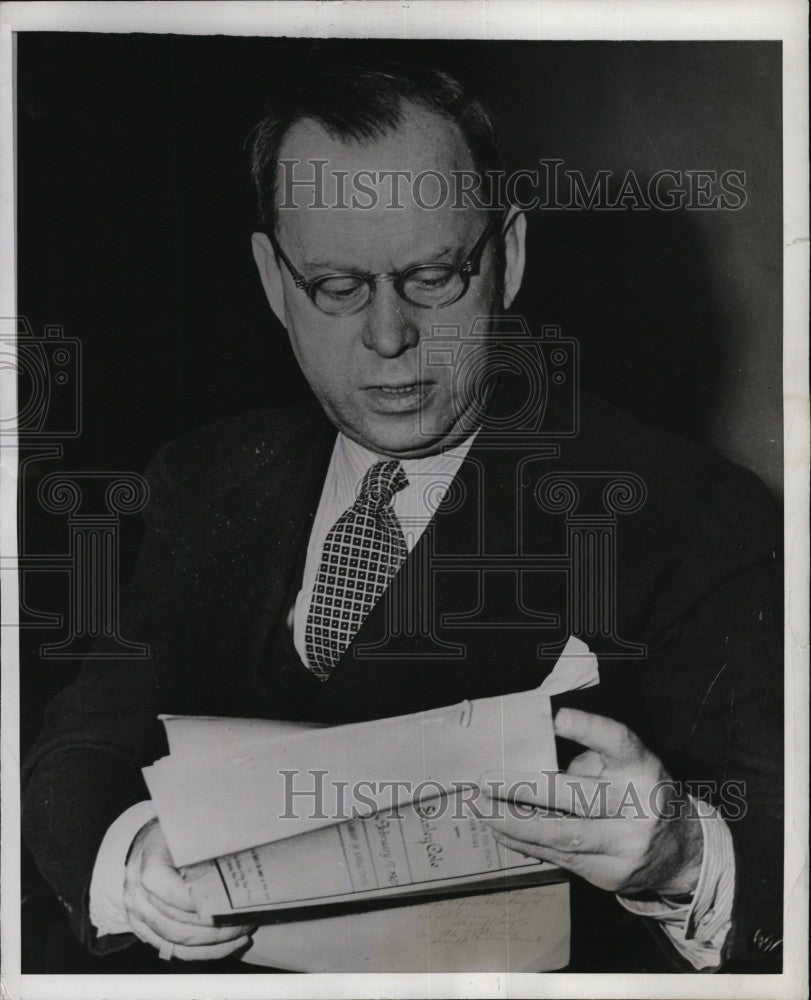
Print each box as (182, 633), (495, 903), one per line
(554, 707), (640, 761)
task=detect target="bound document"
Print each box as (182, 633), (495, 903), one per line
(183, 790), (564, 922)
(142, 636), (599, 926)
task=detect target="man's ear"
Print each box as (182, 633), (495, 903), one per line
(251, 232), (287, 329)
(501, 207), (527, 310)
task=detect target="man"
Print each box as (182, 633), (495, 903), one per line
(23, 63), (782, 973)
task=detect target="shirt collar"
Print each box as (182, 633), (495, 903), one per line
(335, 431), (478, 491)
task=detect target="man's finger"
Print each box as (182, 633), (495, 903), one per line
(489, 826), (641, 895)
(477, 771), (557, 807)
(124, 888), (253, 947)
(567, 749), (605, 779)
(137, 859), (198, 913)
(141, 883), (249, 930)
(554, 708), (640, 761)
(478, 770), (605, 817)
(142, 884), (208, 925)
(481, 810), (608, 855)
(129, 914), (252, 962)
(488, 825), (576, 870)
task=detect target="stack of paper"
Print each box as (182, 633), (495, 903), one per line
(143, 635), (599, 868)
(140, 636), (599, 969)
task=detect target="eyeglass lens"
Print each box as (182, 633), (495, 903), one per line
(312, 264), (465, 315)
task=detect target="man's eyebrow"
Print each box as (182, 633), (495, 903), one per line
(302, 258), (356, 271)
(302, 245), (458, 273)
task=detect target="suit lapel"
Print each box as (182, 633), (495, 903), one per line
(216, 399), (336, 695)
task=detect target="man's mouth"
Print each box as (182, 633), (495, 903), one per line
(376, 383), (420, 395)
(363, 380), (435, 413)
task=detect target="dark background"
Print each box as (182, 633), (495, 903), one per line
(15, 34), (782, 965)
(17, 35), (782, 487)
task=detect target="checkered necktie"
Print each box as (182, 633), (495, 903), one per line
(304, 460), (409, 679)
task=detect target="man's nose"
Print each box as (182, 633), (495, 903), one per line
(360, 281), (420, 358)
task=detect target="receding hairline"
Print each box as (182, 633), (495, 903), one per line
(276, 98), (478, 164)
(249, 63), (503, 232)
(271, 102), (481, 224)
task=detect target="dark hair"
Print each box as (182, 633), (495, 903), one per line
(249, 62), (503, 232)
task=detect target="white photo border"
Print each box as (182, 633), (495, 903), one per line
(1, 3), (807, 999)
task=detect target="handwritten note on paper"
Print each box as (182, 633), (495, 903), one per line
(242, 882), (570, 973)
(427, 890), (562, 947)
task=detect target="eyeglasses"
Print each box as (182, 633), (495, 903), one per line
(268, 214), (503, 317)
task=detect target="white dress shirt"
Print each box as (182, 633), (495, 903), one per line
(89, 430), (735, 969)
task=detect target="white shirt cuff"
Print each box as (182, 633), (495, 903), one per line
(616, 796), (736, 970)
(89, 800), (158, 936)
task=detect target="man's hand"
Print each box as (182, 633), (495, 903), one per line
(123, 818), (256, 961)
(479, 707), (704, 898)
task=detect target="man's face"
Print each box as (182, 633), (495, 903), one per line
(253, 106), (524, 457)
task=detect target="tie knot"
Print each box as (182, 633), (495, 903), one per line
(358, 460), (408, 510)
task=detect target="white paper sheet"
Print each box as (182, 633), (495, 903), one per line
(241, 881), (571, 972)
(143, 636), (598, 867)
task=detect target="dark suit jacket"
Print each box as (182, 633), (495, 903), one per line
(22, 386), (783, 973)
